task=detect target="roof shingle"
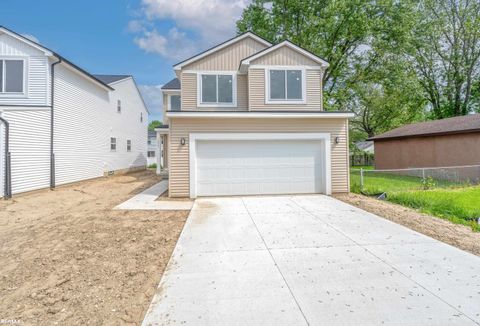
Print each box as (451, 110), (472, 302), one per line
(161, 78), (180, 90)
(93, 74), (131, 85)
(369, 114), (480, 141)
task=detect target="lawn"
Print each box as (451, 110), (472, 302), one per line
(350, 168), (480, 231)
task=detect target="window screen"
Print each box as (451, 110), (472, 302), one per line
(4, 60), (24, 93)
(170, 95), (181, 110)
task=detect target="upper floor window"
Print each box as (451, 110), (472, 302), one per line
(266, 68), (305, 104)
(140, 112), (143, 122)
(0, 59), (25, 94)
(170, 95), (181, 111)
(117, 100), (121, 113)
(127, 140), (132, 152)
(198, 73), (236, 107)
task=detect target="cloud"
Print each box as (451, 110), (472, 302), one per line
(21, 33), (39, 43)
(134, 28), (197, 60)
(130, 0), (250, 60)
(138, 84), (164, 121)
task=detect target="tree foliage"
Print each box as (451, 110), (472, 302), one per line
(148, 120), (162, 131)
(237, 0), (480, 137)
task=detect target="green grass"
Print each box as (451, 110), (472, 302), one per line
(389, 187), (480, 231)
(350, 168), (480, 231)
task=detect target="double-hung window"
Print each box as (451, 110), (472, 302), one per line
(266, 68), (305, 104)
(110, 137), (117, 151)
(0, 59), (25, 94)
(198, 73), (236, 107)
(127, 140), (132, 152)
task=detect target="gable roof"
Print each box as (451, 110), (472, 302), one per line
(93, 74), (131, 85)
(239, 40), (329, 72)
(161, 78), (180, 90)
(173, 32), (272, 71)
(369, 114), (480, 141)
(0, 25), (113, 91)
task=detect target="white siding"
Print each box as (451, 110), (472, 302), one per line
(0, 109), (50, 195)
(0, 33), (50, 106)
(54, 67), (147, 186)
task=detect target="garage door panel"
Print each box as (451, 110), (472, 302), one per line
(196, 139), (325, 196)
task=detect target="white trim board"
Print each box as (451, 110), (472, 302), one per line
(188, 132), (332, 198)
(167, 111), (354, 119)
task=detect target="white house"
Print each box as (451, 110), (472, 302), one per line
(0, 26), (148, 198)
(147, 130), (158, 166)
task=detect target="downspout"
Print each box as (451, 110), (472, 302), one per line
(50, 57), (62, 190)
(0, 115), (11, 199)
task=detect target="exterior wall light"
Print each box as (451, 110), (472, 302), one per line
(180, 137), (186, 145)
(335, 136), (340, 144)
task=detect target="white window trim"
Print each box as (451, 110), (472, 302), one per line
(196, 71), (237, 108)
(188, 132), (331, 198)
(264, 67), (306, 105)
(0, 57), (28, 98)
(168, 94), (181, 111)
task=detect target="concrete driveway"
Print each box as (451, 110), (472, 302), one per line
(142, 195), (480, 326)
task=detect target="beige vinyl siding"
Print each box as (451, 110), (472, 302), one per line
(180, 72), (248, 111)
(249, 68), (323, 110)
(251, 45), (320, 66)
(183, 37), (268, 71)
(168, 118), (349, 197)
(163, 94), (168, 124)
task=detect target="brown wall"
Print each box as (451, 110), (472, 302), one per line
(375, 132), (480, 169)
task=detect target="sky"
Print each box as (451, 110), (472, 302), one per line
(0, 0), (250, 121)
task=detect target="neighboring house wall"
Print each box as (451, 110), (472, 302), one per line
(54, 69), (148, 186)
(374, 133), (480, 170)
(0, 29), (148, 197)
(0, 33), (51, 106)
(168, 118), (349, 197)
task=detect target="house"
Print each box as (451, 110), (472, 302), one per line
(147, 130), (158, 166)
(0, 26), (148, 198)
(354, 141), (374, 154)
(369, 114), (480, 170)
(157, 32), (353, 198)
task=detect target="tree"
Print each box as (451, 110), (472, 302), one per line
(148, 120), (162, 131)
(409, 0), (480, 118)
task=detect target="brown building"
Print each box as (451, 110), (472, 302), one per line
(369, 114), (480, 170)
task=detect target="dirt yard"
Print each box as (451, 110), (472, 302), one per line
(0, 171), (189, 325)
(335, 193), (480, 256)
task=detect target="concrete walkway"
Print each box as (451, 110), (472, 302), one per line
(115, 180), (193, 210)
(142, 195), (480, 326)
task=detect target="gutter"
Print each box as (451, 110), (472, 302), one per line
(50, 57), (62, 189)
(0, 115), (11, 199)
(166, 111), (355, 119)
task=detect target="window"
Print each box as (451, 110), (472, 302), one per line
(198, 73), (235, 106)
(0, 59), (24, 94)
(110, 137), (116, 151)
(147, 151), (156, 158)
(117, 100), (121, 113)
(127, 140), (132, 152)
(170, 95), (181, 111)
(267, 69), (304, 103)
(140, 112), (143, 122)
(148, 139), (152, 145)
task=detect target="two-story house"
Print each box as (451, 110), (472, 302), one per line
(0, 26), (148, 198)
(158, 32), (353, 198)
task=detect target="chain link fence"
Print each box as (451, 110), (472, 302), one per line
(351, 165), (480, 195)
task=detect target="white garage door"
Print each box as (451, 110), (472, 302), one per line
(195, 139), (325, 196)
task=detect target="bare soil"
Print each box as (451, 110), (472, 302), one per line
(0, 171), (189, 325)
(334, 193), (480, 256)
